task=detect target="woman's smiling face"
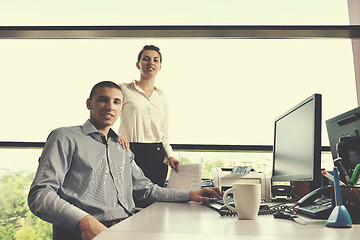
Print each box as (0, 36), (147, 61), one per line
(136, 50), (162, 78)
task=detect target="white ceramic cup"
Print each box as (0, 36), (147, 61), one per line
(223, 183), (261, 220)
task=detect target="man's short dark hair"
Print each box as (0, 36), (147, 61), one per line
(89, 81), (121, 100)
(137, 45), (162, 63)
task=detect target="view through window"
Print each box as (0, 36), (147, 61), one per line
(0, 39), (356, 145)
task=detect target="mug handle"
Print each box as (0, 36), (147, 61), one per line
(223, 188), (236, 212)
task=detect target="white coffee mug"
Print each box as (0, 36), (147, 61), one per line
(223, 183), (261, 220)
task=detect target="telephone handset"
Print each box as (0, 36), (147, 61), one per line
(296, 185), (333, 219)
(297, 185), (332, 207)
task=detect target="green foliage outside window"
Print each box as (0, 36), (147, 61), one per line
(0, 173), (52, 240)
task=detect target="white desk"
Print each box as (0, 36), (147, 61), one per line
(95, 202), (359, 240)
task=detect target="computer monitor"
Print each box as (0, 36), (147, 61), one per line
(272, 94), (322, 192)
(326, 106), (360, 183)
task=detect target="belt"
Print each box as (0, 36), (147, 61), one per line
(100, 218), (126, 228)
(130, 142), (163, 151)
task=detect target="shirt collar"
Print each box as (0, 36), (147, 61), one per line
(131, 80), (164, 95)
(82, 120), (119, 142)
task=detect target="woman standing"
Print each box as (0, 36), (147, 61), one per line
(118, 45), (181, 188)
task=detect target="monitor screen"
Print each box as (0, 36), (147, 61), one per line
(272, 94), (322, 191)
(326, 106), (360, 182)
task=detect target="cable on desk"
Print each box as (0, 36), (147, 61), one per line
(214, 199), (298, 217)
(258, 203), (294, 215)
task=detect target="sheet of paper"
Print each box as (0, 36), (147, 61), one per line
(167, 163), (202, 191)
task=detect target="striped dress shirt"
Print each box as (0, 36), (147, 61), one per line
(28, 120), (189, 231)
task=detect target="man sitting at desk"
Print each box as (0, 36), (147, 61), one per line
(28, 81), (221, 240)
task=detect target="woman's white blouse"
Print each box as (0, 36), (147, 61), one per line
(118, 81), (174, 160)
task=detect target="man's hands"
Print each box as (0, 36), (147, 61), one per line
(118, 136), (130, 151)
(189, 187), (222, 203)
(77, 215), (107, 240)
(168, 157), (181, 172)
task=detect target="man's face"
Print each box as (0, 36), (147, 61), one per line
(86, 87), (123, 133)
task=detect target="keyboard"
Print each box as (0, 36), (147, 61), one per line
(203, 197), (294, 216)
(203, 197), (237, 216)
(204, 197), (235, 211)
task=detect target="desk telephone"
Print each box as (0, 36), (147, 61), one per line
(295, 185), (333, 219)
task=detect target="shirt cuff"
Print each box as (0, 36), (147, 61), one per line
(173, 190), (191, 202)
(60, 205), (89, 230)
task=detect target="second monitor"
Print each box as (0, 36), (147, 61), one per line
(326, 106), (360, 185)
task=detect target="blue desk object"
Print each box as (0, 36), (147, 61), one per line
(325, 167), (352, 228)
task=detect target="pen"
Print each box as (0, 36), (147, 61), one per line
(349, 164), (360, 187)
(332, 167), (341, 206)
(333, 158), (351, 184)
(321, 170), (347, 186)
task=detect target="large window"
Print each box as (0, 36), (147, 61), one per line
(0, 39), (356, 146)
